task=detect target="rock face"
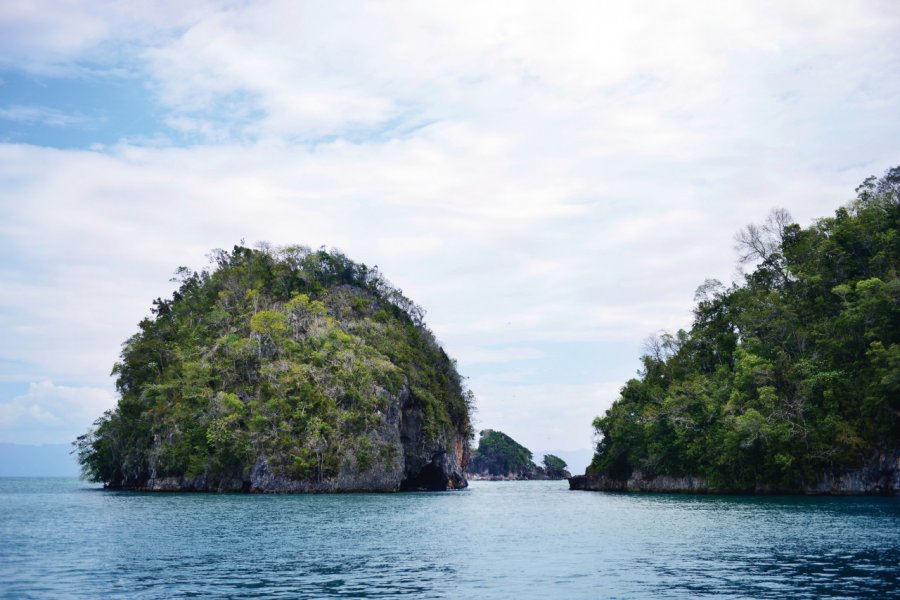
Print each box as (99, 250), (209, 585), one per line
(398, 386), (468, 491)
(802, 451), (900, 495)
(130, 382), (469, 493)
(569, 450), (900, 495)
(568, 473), (709, 493)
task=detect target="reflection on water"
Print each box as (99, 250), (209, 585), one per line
(0, 478), (897, 598)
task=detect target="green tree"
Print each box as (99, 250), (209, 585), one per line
(469, 430), (535, 476)
(588, 168), (900, 490)
(542, 454), (569, 477)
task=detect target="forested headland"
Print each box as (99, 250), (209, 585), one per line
(468, 429), (570, 480)
(575, 168), (899, 494)
(75, 246), (474, 492)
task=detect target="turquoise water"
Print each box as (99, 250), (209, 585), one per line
(1, 479), (898, 598)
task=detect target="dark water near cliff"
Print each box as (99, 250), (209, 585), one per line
(1, 479), (898, 599)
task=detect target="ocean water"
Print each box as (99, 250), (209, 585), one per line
(0, 479), (898, 599)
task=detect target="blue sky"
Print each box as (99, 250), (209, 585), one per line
(0, 71), (155, 147)
(1, 1), (899, 471)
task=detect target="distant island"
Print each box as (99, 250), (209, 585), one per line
(75, 246), (473, 492)
(468, 429), (570, 480)
(572, 168), (900, 495)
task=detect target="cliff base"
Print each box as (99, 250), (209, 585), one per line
(570, 451), (900, 495)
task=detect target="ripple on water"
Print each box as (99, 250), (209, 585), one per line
(0, 479), (898, 598)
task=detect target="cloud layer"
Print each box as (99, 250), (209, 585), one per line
(0, 381), (115, 444)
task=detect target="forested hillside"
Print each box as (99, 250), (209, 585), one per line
(587, 169), (899, 492)
(75, 245), (474, 492)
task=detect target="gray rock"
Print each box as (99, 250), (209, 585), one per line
(569, 450), (900, 495)
(125, 381), (468, 493)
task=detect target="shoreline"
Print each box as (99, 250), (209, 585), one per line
(568, 450), (900, 496)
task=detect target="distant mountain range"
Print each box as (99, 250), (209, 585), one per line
(0, 443), (80, 477)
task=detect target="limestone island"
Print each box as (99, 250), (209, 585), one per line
(571, 169), (899, 495)
(75, 245), (473, 492)
(467, 429), (570, 481)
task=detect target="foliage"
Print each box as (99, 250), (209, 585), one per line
(75, 245), (474, 486)
(469, 429), (535, 476)
(589, 168), (900, 490)
(542, 454), (569, 478)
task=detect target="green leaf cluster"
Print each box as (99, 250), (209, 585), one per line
(589, 168), (900, 490)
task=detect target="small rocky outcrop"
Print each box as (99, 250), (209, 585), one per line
(466, 430), (570, 481)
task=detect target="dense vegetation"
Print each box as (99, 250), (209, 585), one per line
(75, 245), (473, 487)
(542, 454), (570, 479)
(469, 430), (533, 476)
(589, 168), (899, 490)
(468, 429), (569, 478)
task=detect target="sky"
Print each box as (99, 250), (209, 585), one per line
(1, 1), (898, 472)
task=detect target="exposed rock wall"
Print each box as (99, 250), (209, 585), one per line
(803, 450), (900, 495)
(568, 473), (708, 493)
(398, 385), (468, 491)
(570, 450), (900, 495)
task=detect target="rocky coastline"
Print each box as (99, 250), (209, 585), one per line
(569, 450), (900, 495)
(468, 469), (570, 482)
(107, 383), (469, 493)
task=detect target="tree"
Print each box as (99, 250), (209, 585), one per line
(468, 430), (534, 476)
(542, 454), (569, 478)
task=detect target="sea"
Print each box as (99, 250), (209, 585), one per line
(1, 478), (898, 598)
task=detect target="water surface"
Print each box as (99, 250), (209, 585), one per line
(1, 478), (898, 598)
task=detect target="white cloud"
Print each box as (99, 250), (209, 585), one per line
(471, 380), (625, 454)
(459, 346), (546, 365)
(0, 2), (109, 68)
(0, 0), (225, 73)
(0, 381), (116, 444)
(0, 105), (96, 127)
(118, 0), (897, 150)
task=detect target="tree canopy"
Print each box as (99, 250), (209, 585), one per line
(468, 430), (570, 479)
(542, 454), (569, 478)
(469, 429), (534, 476)
(589, 168), (900, 490)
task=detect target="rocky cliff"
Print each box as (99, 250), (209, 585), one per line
(139, 382), (469, 492)
(569, 450), (900, 495)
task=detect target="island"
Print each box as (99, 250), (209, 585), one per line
(468, 429), (571, 480)
(572, 168), (900, 495)
(74, 245), (474, 492)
